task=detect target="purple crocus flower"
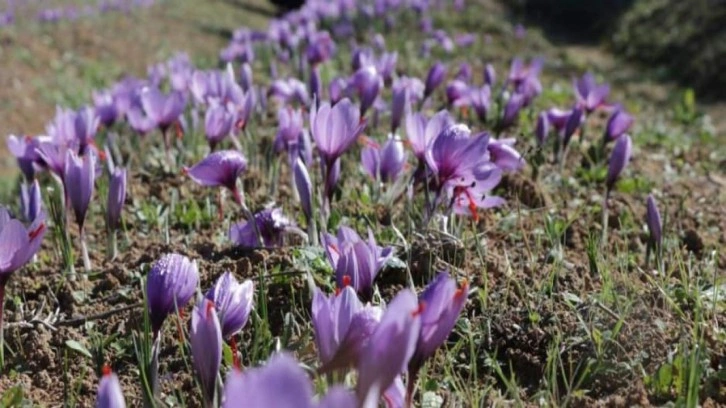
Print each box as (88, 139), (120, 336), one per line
(605, 134), (632, 193)
(425, 124), (489, 189)
(93, 90), (119, 127)
(407, 273), (468, 397)
(484, 63), (496, 86)
(646, 194), (662, 250)
(166, 53), (194, 92)
(229, 207), (297, 249)
(293, 158), (313, 223)
(46, 106), (100, 154)
(356, 289), (422, 407)
(268, 78), (310, 106)
(306, 30), (336, 65)
(329, 77), (347, 104)
(274, 107), (305, 161)
(205, 272), (254, 339)
(405, 109), (452, 163)
(501, 93), (525, 128)
(127, 108), (157, 136)
(20, 179), (42, 223)
(535, 111), (550, 146)
(455, 63), (472, 82)
(240, 63), (253, 92)
(423, 62), (446, 99)
(546, 107), (572, 135)
(64, 150), (96, 231)
(221, 353), (357, 408)
(507, 58), (543, 89)
(312, 286), (382, 371)
(445, 80), (470, 107)
(488, 138), (524, 171)
(146, 253), (199, 335)
(0, 207), (46, 285)
(470, 85), (491, 122)
(96, 366), (126, 408)
(310, 98), (365, 166)
(361, 135), (406, 183)
(605, 108), (634, 141)
(574, 73), (609, 113)
(185, 150), (248, 204)
(204, 104), (235, 149)
(348, 66), (382, 118)
(563, 107), (584, 149)
(191, 298), (223, 406)
(323, 227), (393, 298)
(106, 168), (127, 231)
(140, 87), (186, 132)
(310, 65), (322, 101)
(7, 135), (41, 180)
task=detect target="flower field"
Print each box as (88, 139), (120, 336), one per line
(0, 0), (724, 406)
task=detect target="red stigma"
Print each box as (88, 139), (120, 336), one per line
(181, 167), (189, 176)
(453, 186), (479, 222)
(102, 364), (112, 377)
(28, 223), (45, 240)
(455, 279), (469, 299)
(206, 301), (215, 318)
(235, 119), (246, 130)
(231, 337), (241, 369)
(342, 275), (352, 288)
(411, 301), (426, 317)
(358, 135), (379, 149)
(328, 243), (340, 255)
(24, 135), (33, 142)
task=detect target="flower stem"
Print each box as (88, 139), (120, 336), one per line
(80, 228), (92, 273)
(106, 229), (118, 261)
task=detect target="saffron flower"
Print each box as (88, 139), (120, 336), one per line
(310, 98), (365, 201)
(185, 150), (248, 205)
(6, 134), (41, 180)
(470, 85), (492, 122)
(229, 207), (298, 249)
(190, 298), (223, 407)
(501, 93), (525, 128)
(423, 62), (446, 99)
(20, 179), (42, 223)
(96, 366), (126, 408)
(348, 65), (382, 117)
(356, 289), (422, 407)
(535, 111), (549, 146)
(145, 253), (199, 335)
(274, 107), (305, 163)
(361, 135), (407, 183)
(390, 77), (424, 133)
(407, 273), (468, 398)
(204, 104), (235, 150)
(140, 86), (186, 132)
(0, 207), (46, 284)
(323, 226), (393, 298)
(293, 158), (313, 224)
(46, 106), (100, 154)
(205, 272), (254, 340)
(312, 286), (382, 371)
(605, 134), (632, 194)
(221, 353), (357, 408)
(605, 108), (634, 142)
(488, 138), (525, 172)
(405, 109), (452, 163)
(306, 30), (336, 65)
(484, 63), (496, 86)
(64, 150), (97, 271)
(268, 78), (310, 106)
(573, 72), (609, 113)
